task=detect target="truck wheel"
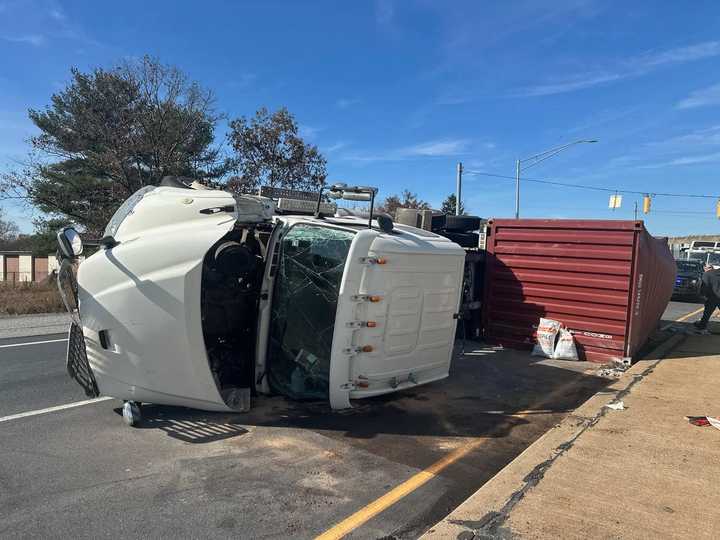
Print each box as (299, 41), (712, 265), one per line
(445, 215), (482, 232)
(122, 401), (142, 427)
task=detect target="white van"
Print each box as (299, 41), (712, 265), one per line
(57, 181), (465, 425)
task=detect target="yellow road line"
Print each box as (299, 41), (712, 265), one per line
(315, 439), (485, 540)
(675, 306), (704, 323)
(315, 382), (577, 540)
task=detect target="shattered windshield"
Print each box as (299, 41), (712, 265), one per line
(267, 224), (355, 400)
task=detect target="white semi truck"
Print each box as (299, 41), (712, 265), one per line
(57, 180), (465, 425)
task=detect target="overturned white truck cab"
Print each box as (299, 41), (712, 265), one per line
(58, 180), (465, 425)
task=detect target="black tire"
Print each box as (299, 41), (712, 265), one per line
(445, 215), (482, 232)
(122, 401), (142, 427)
(442, 231), (480, 248)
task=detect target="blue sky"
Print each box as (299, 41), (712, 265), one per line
(2, 0), (720, 236)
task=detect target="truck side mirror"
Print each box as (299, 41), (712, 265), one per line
(57, 226), (83, 260)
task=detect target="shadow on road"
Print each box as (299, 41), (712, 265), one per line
(112, 406), (249, 443)
(129, 344), (610, 454)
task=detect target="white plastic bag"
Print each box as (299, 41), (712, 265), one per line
(553, 328), (579, 361)
(532, 318), (561, 358)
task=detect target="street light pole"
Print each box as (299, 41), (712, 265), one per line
(514, 139), (597, 219)
(456, 162), (463, 216)
(515, 158), (521, 219)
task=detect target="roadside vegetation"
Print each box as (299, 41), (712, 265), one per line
(0, 281), (64, 316)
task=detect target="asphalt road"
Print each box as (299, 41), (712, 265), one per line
(0, 300), (708, 539)
(661, 298), (705, 323)
(0, 333), (85, 417)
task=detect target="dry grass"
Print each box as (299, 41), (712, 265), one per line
(0, 281), (65, 316)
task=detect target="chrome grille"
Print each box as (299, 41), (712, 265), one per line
(66, 322), (99, 398)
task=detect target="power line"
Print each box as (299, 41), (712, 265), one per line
(520, 204), (716, 216)
(652, 210), (717, 215)
(465, 170), (720, 199)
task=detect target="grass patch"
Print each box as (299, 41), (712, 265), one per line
(0, 281), (65, 316)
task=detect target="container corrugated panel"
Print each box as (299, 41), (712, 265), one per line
(482, 219), (675, 363)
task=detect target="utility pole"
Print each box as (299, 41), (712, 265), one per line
(515, 159), (520, 219)
(456, 162), (463, 215)
(634, 201), (638, 220)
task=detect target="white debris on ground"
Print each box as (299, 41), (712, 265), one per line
(605, 400), (625, 411)
(596, 358), (631, 379)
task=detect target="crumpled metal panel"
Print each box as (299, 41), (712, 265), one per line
(483, 219), (675, 363)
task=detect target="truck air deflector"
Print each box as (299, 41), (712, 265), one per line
(329, 229), (381, 409)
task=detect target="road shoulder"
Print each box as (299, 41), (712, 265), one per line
(423, 328), (720, 539)
(0, 312), (70, 339)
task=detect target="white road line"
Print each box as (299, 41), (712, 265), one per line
(0, 338), (68, 349)
(0, 397), (113, 424)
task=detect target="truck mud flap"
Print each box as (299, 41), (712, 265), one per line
(66, 322), (99, 398)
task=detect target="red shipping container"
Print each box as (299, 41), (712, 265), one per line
(482, 219), (676, 363)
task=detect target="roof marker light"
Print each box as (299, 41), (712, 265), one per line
(350, 294), (384, 303)
(360, 256), (388, 265)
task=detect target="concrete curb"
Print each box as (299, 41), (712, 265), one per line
(422, 332), (686, 539)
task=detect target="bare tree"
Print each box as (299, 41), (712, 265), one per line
(227, 107), (326, 193)
(0, 208), (20, 241)
(376, 189), (430, 216)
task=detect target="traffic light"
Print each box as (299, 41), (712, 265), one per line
(643, 194), (651, 214)
(717, 199), (720, 219)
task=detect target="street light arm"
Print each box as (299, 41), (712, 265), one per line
(520, 141), (578, 162)
(521, 146), (578, 171)
(514, 138), (597, 219)
(519, 139), (597, 171)
(521, 147), (570, 171)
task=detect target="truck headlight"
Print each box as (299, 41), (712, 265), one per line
(691, 279), (698, 284)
